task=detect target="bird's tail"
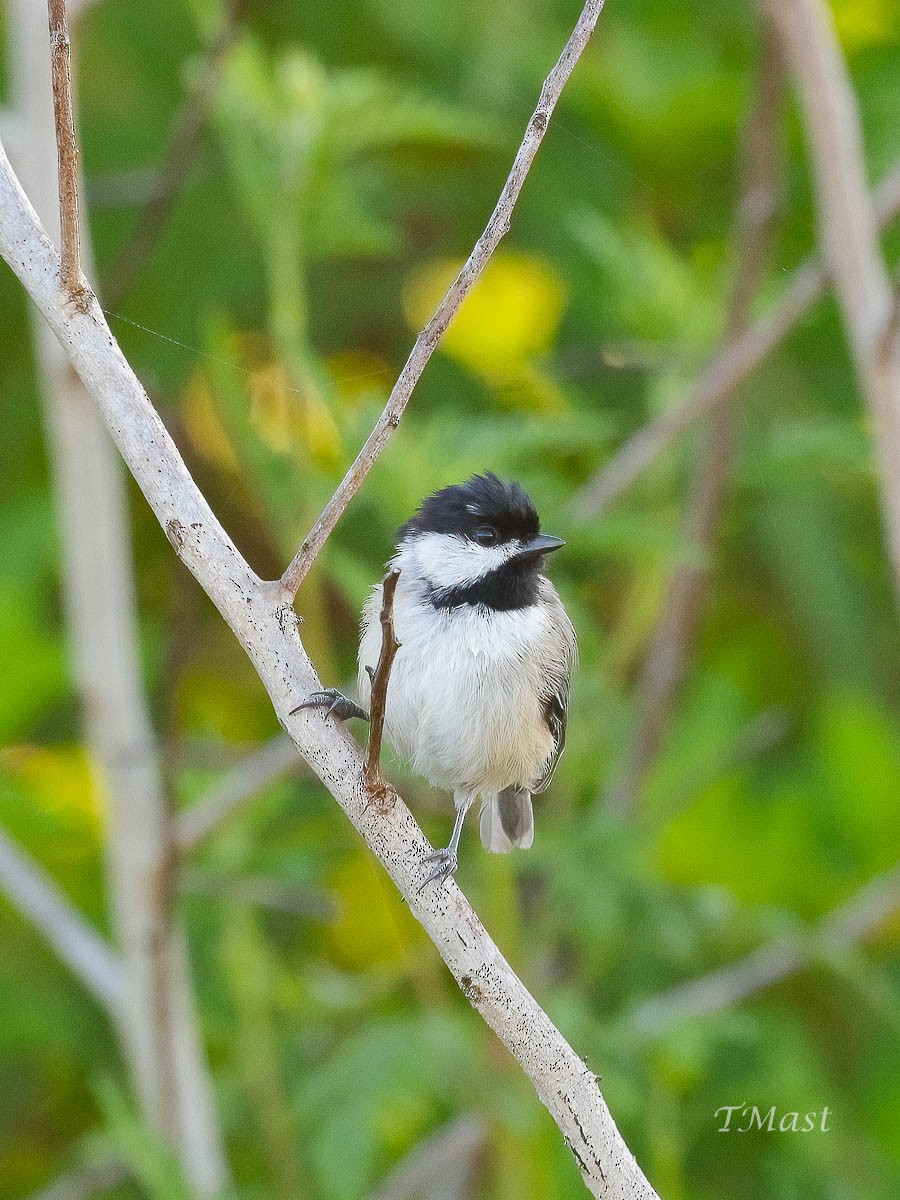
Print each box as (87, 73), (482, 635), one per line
(479, 786), (534, 853)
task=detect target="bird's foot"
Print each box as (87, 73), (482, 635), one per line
(418, 846), (458, 891)
(290, 689), (368, 722)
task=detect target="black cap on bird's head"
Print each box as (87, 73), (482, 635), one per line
(398, 474), (565, 610)
(399, 473), (563, 555)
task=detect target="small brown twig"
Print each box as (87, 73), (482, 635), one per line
(280, 0), (606, 599)
(364, 569), (401, 796)
(47, 0), (81, 297)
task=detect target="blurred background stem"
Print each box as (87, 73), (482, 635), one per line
(5, 1), (226, 1190)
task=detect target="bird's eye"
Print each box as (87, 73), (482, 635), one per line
(473, 525), (499, 546)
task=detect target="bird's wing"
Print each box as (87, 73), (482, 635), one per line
(532, 674), (569, 794)
(532, 583), (576, 795)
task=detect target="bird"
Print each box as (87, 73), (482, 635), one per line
(294, 473), (576, 887)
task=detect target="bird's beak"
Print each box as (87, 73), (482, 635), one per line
(515, 534), (566, 562)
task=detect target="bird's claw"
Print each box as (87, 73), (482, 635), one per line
(290, 689), (367, 722)
(418, 847), (458, 891)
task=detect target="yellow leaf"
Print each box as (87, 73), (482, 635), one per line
(1, 744), (105, 831)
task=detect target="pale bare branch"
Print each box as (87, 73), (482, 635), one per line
(610, 26), (786, 811)
(280, 0), (606, 599)
(0, 826), (125, 1017)
(764, 0), (900, 602)
(573, 161), (900, 519)
(0, 139), (658, 1200)
(175, 734), (301, 855)
(631, 863), (900, 1035)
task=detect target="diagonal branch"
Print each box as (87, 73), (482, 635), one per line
(763, 0), (900, 603)
(572, 161), (900, 519)
(610, 24), (786, 811)
(280, 0), (606, 599)
(0, 826), (125, 1017)
(630, 862), (900, 1034)
(0, 137), (658, 1200)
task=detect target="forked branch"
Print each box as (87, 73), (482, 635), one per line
(280, 0), (606, 598)
(0, 137), (658, 1199)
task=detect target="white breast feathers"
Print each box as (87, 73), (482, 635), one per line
(358, 563), (575, 799)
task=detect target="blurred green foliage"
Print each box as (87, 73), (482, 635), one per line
(1, 0), (899, 1198)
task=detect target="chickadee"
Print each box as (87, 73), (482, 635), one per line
(297, 473), (576, 887)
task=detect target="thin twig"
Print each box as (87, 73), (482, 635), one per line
(101, 0), (247, 307)
(0, 134), (658, 1198)
(630, 863), (900, 1035)
(573, 160), (900, 519)
(764, 0), (900, 602)
(47, 0), (81, 296)
(175, 734), (301, 855)
(280, 0), (606, 599)
(364, 570), (401, 795)
(610, 25), (786, 811)
(0, 826), (125, 1017)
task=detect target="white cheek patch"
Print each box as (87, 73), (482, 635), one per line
(402, 532), (520, 589)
